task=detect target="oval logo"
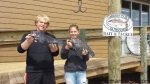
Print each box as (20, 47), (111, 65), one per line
(103, 13), (133, 32)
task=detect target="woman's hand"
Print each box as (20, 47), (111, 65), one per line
(82, 48), (88, 56)
(65, 39), (73, 50)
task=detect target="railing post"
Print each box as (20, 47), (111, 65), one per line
(108, 37), (121, 84)
(140, 26), (148, 84)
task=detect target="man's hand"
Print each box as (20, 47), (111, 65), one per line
(21, 34), (34, 50)
(25, 34), (34, 43)
(49, 43), (59, 52)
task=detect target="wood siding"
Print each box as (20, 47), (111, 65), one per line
(0, 37), (108, 62)
(0, 0), (108, 30)
(0, 44), (26, 62)
(0, 0), (109, 62)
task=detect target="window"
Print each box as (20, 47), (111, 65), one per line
(142, 5), (149, 26)
(121, 1), (130, 17)
(132, 3), (140, 26)
(121, 0), (150, 26)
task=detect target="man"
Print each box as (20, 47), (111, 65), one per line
(17, 14), (59, 84)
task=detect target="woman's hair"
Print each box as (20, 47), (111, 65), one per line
(68, 24), (79, 32)
(35, 14), (50, 25)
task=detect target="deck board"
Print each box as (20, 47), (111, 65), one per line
(0, 56), (149, 84)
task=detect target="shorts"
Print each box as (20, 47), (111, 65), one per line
(24, 72), (56, 84)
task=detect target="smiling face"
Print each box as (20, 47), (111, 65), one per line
(69, 24), (80, 39)
(35, 14), (50, 31)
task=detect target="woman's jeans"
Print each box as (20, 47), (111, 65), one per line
(65, 71), (88, 84)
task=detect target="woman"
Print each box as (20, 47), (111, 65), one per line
(61, 24), (89, 84)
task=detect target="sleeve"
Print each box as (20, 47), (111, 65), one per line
(82, 54), (89, 61)
(17, 33), (28, 53)
(61, 44), (69, 59)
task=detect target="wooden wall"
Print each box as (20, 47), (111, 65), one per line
(0, 0), (109, 62)
(0, 44), (26, 62)
(0, 29), (109, 62)
(88, 38), (108, 58)
(0, 0), (108, 30)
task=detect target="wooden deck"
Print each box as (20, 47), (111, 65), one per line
(0, 56), (149, 84)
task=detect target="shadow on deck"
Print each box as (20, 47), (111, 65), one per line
(0, 56), (149, 84)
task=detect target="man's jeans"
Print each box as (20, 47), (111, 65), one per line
(65, 71), (88, 84)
